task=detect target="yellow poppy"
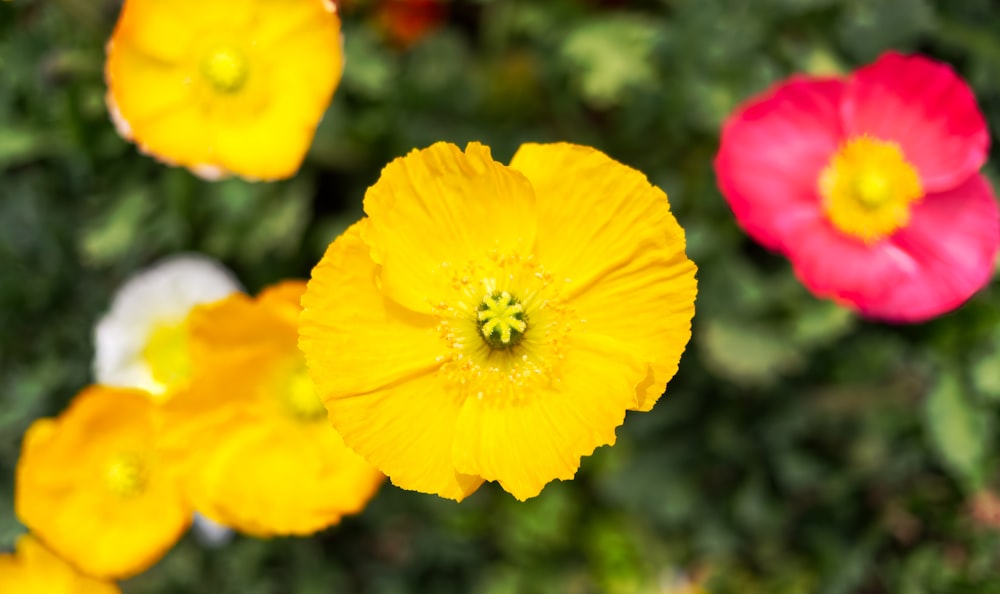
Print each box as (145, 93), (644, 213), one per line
(0, 534), (121, 594)
(94, 254), (241, 401)
(300, 142), (697, 501)
(15, 386), (191, 580)
(105, 0), (343, 180)
(159, 281), (385, 536)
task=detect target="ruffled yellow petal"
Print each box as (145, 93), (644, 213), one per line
(107, 0), (200, 62)
(253, 0), (339, 47)
(15, 386), (190, 580)
(257, 279), (307, 325)
(325, 369), (483, 500)
(508, 142), (678, 290)
(451, 334), (643, 500)
(190, 421), (383, 536)
(123, 104), (214, 167)
(0, 535), (121, 594)
(301, 221), (446, 396)
(104, 48), (193, 138)
(509, 142), (697, 411)
(188, 292), (294, 376)
(362, 142), (538, 313)
(572, 243), (696, 411)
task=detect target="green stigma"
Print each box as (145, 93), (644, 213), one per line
(477, 291), (527, 349)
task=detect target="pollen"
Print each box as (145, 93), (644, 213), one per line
(104, 452), (148, 498)
(819, 135), (923, 243)
(477, 291), (528, 349)
(200, 46), (249, 93)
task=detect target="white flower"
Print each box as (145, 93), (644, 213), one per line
(94, 254), (241, 399)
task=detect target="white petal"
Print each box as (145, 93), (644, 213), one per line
(191, 513), (235, 548)
(93, 254), (242, 395)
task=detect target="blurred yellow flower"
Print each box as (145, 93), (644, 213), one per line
(159, 281), (385, 536)
(15, 386), (191, 580)
(300, 142), (697, 501)
(105, 0), (343, 180)
(0, 534), (121, 594)
(94, 254), (240, 401)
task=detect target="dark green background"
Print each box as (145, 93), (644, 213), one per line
(4, 0), (1000, 592)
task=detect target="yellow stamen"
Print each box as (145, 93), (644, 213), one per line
(142, 320), (191, 394)
(477, 291), (527, 348)
(201, 46), (249, 93)
(283, 367), (327, 421)
(104, 452), (148, 498)
(819, 135), (923, 243)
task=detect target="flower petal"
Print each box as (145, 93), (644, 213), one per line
(136, 103), (222, 169)
(0, 535), (122, 594)
(188, 421), (383, 536)
(785, 215), (913, 312)
(715, 77), (845, 251)
(571, 242), (697, 412)
(105, 47), (193, 139)
(843, 51), (989, 193)
(300, 221), (446, 396)
(108, 0), (199, 63)
(325, 370), (484, 501)
(868, 175), (999, 321)
(508, 142), (685, 288)
(362, 142), (538, 314)
(451, 334), (643, 500)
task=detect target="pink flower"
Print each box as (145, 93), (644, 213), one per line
(715, 51), (998, 322)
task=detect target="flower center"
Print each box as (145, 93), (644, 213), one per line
(142, 319), (191, 395)
(477, 291), (527, 349)
(282, 366), (327, 422)
(104, 452), (148, 498)
(819, 135), (923, 243)
(200, 46), (249, 93)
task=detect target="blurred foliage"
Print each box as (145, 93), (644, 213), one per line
(3, 0), (1000, 592)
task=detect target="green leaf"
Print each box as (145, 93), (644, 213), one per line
(560, 15), (661, 108)
(79, 187), (151, 266)
(0, 127), (57, 168)
(699, 318), (805, 387)
(923, 371), (989, 490)
(971, 348), (1000, 401)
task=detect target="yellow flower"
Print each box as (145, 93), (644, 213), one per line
(0, 535), (121, 594)
(300, 142), (697, 501)
(159, 281), (385, 536)
(94, 254), (241, 401)
(105, 0), (343, 180)
(15, 386), (191, 580)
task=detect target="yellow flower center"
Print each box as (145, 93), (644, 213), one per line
(104, 452), (148, 498)
(200, 46), (249, 93)
(819, 135), (923, 243)
(477, 291), (527, 349)
(282, 366), (327, 422)
(142, 319), (191, 395)
(435, 251), (573, 404)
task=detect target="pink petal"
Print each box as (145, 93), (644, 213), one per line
(715, 77), (845, 252)
(842, 51), (989, 193)
(870, 174), (999, 322)
(786, 216), (915, 312)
